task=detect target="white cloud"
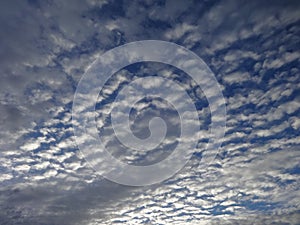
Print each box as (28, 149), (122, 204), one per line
(0, 0), (299, 224)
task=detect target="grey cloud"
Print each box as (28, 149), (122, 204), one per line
(0, 0), (299, 224)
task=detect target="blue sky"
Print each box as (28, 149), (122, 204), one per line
(0, 0), (299, 224)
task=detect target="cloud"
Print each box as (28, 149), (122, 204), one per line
(0, 0), (299, 224)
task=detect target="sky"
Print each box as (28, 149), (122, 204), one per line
(0, 0), (300, 224)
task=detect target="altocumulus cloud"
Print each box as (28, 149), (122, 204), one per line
(0, 0), (299, 224)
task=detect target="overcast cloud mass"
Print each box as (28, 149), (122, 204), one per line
(0, 0), (300, 224)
